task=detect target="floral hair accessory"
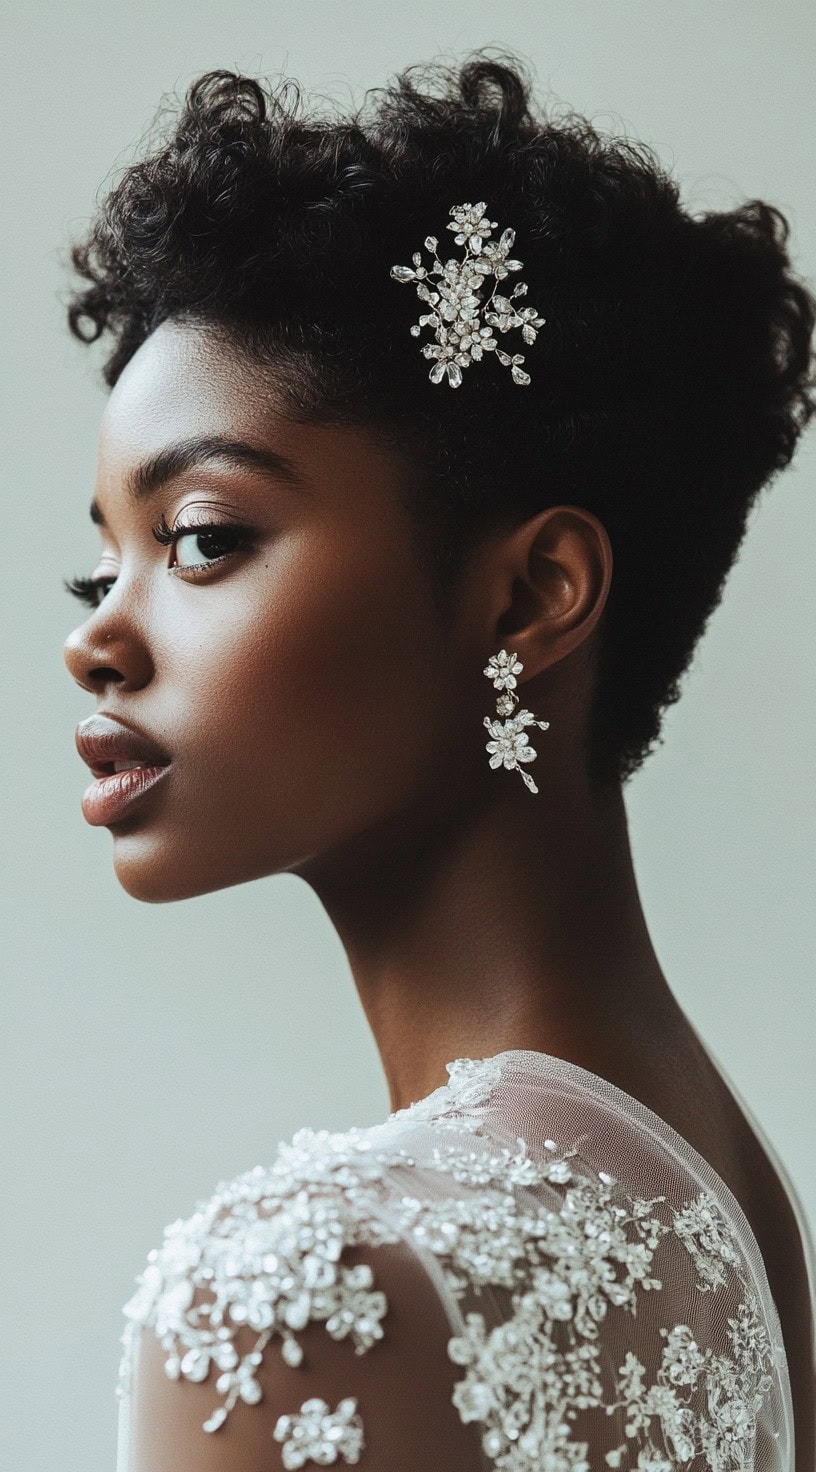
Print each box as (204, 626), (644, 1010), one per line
(390, 201), (546, 387)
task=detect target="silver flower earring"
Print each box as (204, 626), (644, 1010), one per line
(483, 649), (550, 795)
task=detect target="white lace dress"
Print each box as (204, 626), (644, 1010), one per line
(115, 1049), (805, 1471)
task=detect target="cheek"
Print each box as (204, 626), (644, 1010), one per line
(177, 533), (448, 841)
(278, 544), (445, 814)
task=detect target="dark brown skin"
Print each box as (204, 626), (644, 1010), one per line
(63, 318), (814, 1469)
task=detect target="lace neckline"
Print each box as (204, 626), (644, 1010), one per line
(389, 1045), (714, 1172)
(383, 1043), (816, 1402)
(385, 1051), (508, 1122)
(385, 1045), (767, 1268)
(388, 1046), (661, 1123)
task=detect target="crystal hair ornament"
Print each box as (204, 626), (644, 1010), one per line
(390, 201), (546, 387)
(483, 648), (550, 795)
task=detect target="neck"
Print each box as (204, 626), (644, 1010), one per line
(300, 771), (685, 1114)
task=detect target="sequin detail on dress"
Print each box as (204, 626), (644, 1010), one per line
(273, 1396), (365, 1468)
(117, 1052), (791, 1471)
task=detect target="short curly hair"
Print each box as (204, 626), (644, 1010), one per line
(65, 47), (816, 788)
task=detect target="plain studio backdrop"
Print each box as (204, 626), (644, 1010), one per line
(1, 4), (813, 1470)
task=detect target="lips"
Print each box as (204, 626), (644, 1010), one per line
(75, 715), (172, 779)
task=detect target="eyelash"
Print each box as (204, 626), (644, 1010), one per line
(63, 513), (256, 610)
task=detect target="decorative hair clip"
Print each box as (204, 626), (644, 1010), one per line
(390, 201), (546, 387)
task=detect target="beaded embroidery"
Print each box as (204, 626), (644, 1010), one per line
(273, 1396), (365, 1468)
(118, 1054), (788, 1471)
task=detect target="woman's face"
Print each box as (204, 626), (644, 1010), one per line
(63, 319), (485, 903)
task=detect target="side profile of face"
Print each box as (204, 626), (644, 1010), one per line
(63, 319), (609, 904)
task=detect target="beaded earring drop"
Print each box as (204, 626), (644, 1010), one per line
(483, 649), (550, 795)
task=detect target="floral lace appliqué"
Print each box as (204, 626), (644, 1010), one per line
(273, 1395), (365, 1468)
(386, 1054), (504, 1132)
(118, 1132), (407, 1435)
(118, 1073), (786, 1472)
(443, 1183), (783, 1472)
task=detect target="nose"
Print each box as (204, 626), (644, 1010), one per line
(63, 621), (123, 695)
(63, 619), (152, 696)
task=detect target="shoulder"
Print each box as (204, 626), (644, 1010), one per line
(119, 1120), (485, 1469)
(119, 1119), (416, 1408)
(118, 1088), (790, 1471)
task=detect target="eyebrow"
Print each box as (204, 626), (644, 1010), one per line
(89, 435), (309, 527)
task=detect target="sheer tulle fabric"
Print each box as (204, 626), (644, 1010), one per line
(116, 1049), (802, 1471)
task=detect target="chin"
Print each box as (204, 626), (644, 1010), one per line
(108, 828), (294, 903)
(109, 834), (212, 904)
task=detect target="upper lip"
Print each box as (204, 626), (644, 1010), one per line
(75, 715), (172, 778)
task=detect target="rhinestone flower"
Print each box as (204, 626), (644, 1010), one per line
(483, 710), (550, 795)
(390, 201), (546, 387)
(484, 649), (524, 693)
(482, 648), (550, 794)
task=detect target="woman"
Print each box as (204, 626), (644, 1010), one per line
(62, 50), (815, 1472)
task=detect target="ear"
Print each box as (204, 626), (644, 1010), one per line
(475, 505), (613, 680)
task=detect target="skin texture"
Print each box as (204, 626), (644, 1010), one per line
(63, 319), (814, 1469)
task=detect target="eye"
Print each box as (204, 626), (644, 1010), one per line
(63, 574), (116, 610)
(151, 511), (256, 576)
(64, 515), (257, 607)
(168, 523), (251, 571)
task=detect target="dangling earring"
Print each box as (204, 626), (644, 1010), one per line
(483, 649), (550, 795)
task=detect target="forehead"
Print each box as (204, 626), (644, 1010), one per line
(94, 319), (411, 512)
(97, 320), (294, 468)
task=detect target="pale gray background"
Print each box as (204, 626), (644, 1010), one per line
(1, 4), (814, 1470)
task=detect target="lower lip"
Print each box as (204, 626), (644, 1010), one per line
(80, 764), (172, 826)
